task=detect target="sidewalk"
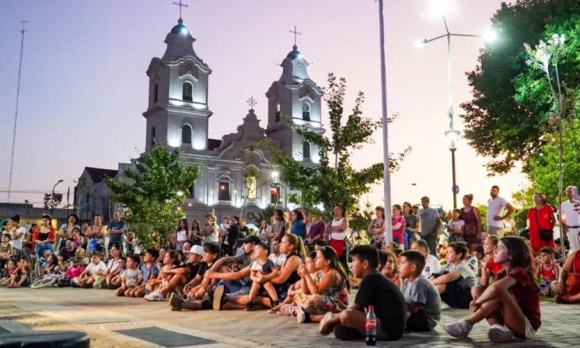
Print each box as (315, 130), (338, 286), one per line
(0, 288), (578, 347)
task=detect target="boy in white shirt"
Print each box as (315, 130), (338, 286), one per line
(411, 240), (441, 278)
(72, 254), (106, 288)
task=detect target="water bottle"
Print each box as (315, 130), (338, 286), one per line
(365, 305), (377, 346)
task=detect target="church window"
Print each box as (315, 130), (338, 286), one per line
(188, 184), (195, 199)
(154, 83), (159, 104)
(218, 182), (230, 201)
(183, 82), (193, 102)
(302, 102), (311, 121)
(303, 142), (311, 159)
(181, 125), (192, 144)
(270, 186), (281, 205)
(246, 176), (257, 200)
(275, 103), (281, 122)
(151, 127), (156, 147)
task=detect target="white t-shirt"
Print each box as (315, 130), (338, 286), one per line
(268, 253), (287, 268)
(562, 200), (580, 227)
(487, 196), (508, 228)
(107, 259), (121, 273)
(330, 218), (346, 240)
(449, 220), (465, 233)
(422, 254), (441, 278)
(10, 227), (25, 250)
(86, 261), (107, 275)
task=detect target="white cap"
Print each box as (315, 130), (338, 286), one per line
(187, 245), (204, 256)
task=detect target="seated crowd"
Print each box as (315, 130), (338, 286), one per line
(2, 204), (580, 345)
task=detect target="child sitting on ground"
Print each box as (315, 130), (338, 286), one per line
(319, 245), (405, 342)
(7, 258), (31, 288)
(72, 253), (106, 288)
(273, 251), (318, 315)
(128, 248), (159, 298)
(381, 251), (401, 288)
(399, 250), (441, 332)
(535, 247), (560, 297)
(472, 235), (502, 300)
(40, 254), (59, 276)
(116, 255), (142, 296)
(444, 236), (540, 343)
(431, 242), (475, 309)
(246, 242), (280, 311)
(0, 259), (17, 287)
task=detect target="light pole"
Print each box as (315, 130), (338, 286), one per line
(377, 0), (393, 244)
(417, 17), (496, 208)
(445, 129), (460, 208)
(51, 179), (63, 214)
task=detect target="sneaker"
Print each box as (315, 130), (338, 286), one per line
(296, 307), (311, 324)
(244, 302), (255, 311)
(444, 320), (473, 338)
(319, 312), (334, 336)
(169, 293), (183, 311)
(212, 285), (225, 311)
(144, 291), (166, 302)
(488, 324), (513, 343)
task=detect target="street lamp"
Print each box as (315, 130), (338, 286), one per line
(51, 179), (63, 214)
(417, 16), (497, 208)
(445, 129), (460, 208)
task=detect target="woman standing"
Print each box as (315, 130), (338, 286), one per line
(291, 209), (306, 239)
(32, 215), (57, 257)
(85, 215), (107, 256)
(268, 210), (287, 240)
(307, 213), (325, 244)
(191, 220), (202, 245)
(175, 219), (191, 251)
(527, 193), (556, 254)
(57, 214), (79, 252)
(258, 220), (269, 241)
(460, 194), (483, 247)
(201, 215), (218, 244)
(392, 204), (406, 248)
(367, 206), (386, 249)
(403, 202), (420, 250)
(326, 205), (348, 269)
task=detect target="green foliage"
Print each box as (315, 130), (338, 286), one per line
(267, 74), (410, 218)
(476, 203), (488, 232)
(526, 118), (580, 204)
(461, 0), (580, 174)
(106, 145), (200, 248)
(349, 199), (374, 232)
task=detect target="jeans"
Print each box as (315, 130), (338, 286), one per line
(35, 242), (54, 257)
(422, 233), (437, 256)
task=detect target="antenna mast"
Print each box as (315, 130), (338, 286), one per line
(7, 21), (29, 204)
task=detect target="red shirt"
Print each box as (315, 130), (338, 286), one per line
(486, 255), (504, 276)
(508, 267), (541, 332)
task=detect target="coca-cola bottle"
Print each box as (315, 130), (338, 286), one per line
(365, 305), (377, 346)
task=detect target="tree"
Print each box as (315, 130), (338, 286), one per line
(106, 145), (200, 248)
(349, 199), (374, 232)
(461, 0), (580, 174)
(44, 193), (63, 214)
(267, 74), (411, 217)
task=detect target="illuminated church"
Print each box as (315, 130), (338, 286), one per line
(75, 17), (323, 221)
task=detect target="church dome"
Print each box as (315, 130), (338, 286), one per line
(286, 45), (302, 60)
(171, 18), (190, 36)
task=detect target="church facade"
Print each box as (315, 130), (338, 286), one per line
(75, 18), (324, 223)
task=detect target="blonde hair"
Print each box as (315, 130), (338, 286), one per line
(284, 234), (306, 260)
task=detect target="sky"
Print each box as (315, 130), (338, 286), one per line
(0, 0), (525, 210)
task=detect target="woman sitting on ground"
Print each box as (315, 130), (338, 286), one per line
(293, 246), (350, 324)
(103, 244), (124, 289)
(552, 249), (580, 304)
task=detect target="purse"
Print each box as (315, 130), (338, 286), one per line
(534, 208), (553, 242)
(566, 252), (580, 295)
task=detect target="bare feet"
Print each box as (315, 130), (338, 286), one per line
(319, 312), (334, 335)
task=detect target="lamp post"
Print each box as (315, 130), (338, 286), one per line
(445, 129), (460, 208)
(417, 17), (496, 209)
(51, 179), (63, 214)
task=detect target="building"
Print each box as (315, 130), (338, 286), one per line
(75, 17), (324, 223)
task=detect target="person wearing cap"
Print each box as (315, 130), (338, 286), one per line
(9, 215), (25, 252)
(31, 214), (57, 257)
(144, 245), (205, 301)
(58, 238), (77, 263)
(418, 197), (441, 256)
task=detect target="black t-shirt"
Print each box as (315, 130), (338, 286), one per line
(355, 270), (406, 328)
(184, 262), (202, 282)
(59, 247), (76, 262)
(227, 225), (240, 244)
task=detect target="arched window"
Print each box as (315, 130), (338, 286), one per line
(302, 102), (311, 121)
(303, 142), (311, 159)
(181, 125), (192, 144)
(182, 82), (193, 102)
(153, 83), (159, 104)
(275, 103), (281, 122)
(151, 127), (156, 147)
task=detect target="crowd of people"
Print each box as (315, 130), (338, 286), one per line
(1, 184), (580, 343)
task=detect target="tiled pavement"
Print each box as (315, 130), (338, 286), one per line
(0, 288), (579, 347)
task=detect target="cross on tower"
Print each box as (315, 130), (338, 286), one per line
(247, 97), (257, 110)
(289, 25), (302, 48)
(173, 0), (189, 19)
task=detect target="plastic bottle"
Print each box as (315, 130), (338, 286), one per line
(365, 305), (377, 346)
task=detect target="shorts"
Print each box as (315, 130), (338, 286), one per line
(406, 309), (434, 332)
(523, 317), (535, 339)
(439, 278), (472, 309)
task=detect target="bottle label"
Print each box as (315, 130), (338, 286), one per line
(365, 319), (377, 330)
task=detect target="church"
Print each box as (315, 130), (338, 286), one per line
(74, 16), (324, 223)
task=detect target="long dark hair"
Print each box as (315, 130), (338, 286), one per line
(319, 246), (350, 291)
(274, 209), (286, 222)
(177, 218), (188, 232)
(292, 209), (304, 221)
(498, 236), (539, 289)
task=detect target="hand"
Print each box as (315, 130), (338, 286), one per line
(469, 301), (481, 312)
(205, 270), (215, 279)
(493, 215), (503, 221)
(255, 273), (265, 283)
(201, 278), (210, 288)
(35, 240), (42, 245)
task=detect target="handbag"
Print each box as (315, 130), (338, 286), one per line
(534, 208), (553, 242)
(566, 252), (580, 295)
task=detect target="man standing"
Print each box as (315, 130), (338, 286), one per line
(418, 197), (440, 256)
(227, 217), (241, 256)
(108, 212), (127, 251)
(486, 186), (514, 236)
(9, 215), (25, 253)
(561, 186), (580, 252)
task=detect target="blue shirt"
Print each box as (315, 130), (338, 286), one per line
(291, 220), (306, 239)
(108, 220), (127, 244)
(140, 263), (159, 282)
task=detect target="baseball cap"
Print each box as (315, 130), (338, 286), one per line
(186, 245), (204, 256)
(237, 235), (261, 246)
